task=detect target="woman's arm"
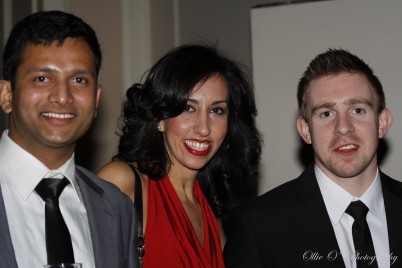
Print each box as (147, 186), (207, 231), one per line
(218, 218), (227, 249)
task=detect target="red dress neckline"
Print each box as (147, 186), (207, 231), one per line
(143, 176), (225, 268)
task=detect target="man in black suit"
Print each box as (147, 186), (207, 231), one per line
(223, 49), (402, 267)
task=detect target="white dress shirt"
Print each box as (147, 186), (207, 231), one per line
(0, 130), (95, 268)
(315, 165), (391, 268)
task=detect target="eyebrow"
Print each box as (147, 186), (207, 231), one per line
(344, 98), (374, 108)
(311, 102), (336, 114)
(188, 98), (229, 105)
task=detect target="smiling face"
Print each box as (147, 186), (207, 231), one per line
(297, 72), (392, 182)
(0, 38), (101, 168)
(159, 74), (229, 176)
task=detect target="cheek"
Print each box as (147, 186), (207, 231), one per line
(165, 117), (192, 134)
(13, 89), (41, 110)
(212, 119), (228, 140)
(74, 91), (99, 110)
(30, 91), (46, 102)
(309, 126), (328, 144)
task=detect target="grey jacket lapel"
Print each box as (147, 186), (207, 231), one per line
(76, 166), (135, 268)
(75, 167), (121, 268)
(0, 184), (18, 267)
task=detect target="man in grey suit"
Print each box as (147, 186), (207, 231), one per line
(223, 49), (402, 267)
(0, 11), (135, 267)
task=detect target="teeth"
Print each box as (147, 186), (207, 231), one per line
(42, 112), (74, 119)
(185, 140), (210, 151)
(339, 144), (356, 150)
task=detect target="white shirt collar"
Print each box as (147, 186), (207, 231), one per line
(315, 165), (384, 226)
(0, 130), (79, 201)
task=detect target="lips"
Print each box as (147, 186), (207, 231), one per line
(338, 144), (357, 150)
(184, 139), (212, 156)
(41, 112), (75, 119)
(335, 144), (358, 156)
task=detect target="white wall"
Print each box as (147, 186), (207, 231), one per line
(252, 0), (402, 194)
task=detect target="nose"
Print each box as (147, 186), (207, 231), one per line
(193, 112), (211, 137)
(49, 82), (73, 106)
(336, 113), (354, 135)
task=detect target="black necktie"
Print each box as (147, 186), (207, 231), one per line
(345, 200), (378, 268)
(35, 178), (75, 264)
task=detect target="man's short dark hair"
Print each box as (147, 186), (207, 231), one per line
(297, 48), (385, 119)
(2, 10), (102, 86)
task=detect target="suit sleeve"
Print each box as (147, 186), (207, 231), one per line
(223, 207), (266, 268)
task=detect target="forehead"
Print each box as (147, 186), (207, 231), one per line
(18, 38), (96, 74)
(189, 74), (229, 100)
(306, 72), (377, 106)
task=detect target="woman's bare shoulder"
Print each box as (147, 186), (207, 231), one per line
(97, 160), (135, 200)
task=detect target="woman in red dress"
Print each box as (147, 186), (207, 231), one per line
(98, 44), (262, 268)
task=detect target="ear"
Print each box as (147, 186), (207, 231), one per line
(378, 108), (393, 139)
(0, 80), (13, 114)
(158, 120), (165, 132)
(296, 116), (312, 144)
(94, 84), (102, 118)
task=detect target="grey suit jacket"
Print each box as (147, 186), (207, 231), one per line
(0, 165), (136, 268)
(223, 164), (402, 268)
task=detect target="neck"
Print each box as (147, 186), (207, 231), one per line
(16, 140), (74, 169)
(336, 175), (375, 197)
(168, 168), (198, 202)
(36, 150), (74, 170)
(323, 167), (378, 197)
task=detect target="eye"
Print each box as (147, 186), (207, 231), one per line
(35, 76), (48, 83)
(73, 76), (87, 84)
(353, 107), (366, 114)
(319, 111), (332, 118)
(183, 104), (195, 113)
(210, 107), (226, 115)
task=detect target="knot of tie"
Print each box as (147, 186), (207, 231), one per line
(36, 178), (70, 200)
(346, 200), (369, 220)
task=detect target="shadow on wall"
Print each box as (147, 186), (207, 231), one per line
(0, 117), (7, 134)
(75, 118), (101, 171)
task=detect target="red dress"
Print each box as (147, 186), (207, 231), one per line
(143, 176), (225, 268)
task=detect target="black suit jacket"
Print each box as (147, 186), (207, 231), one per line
(223, 164), (402, 268)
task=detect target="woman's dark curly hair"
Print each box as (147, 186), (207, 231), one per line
(115, 44), (262, 217)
